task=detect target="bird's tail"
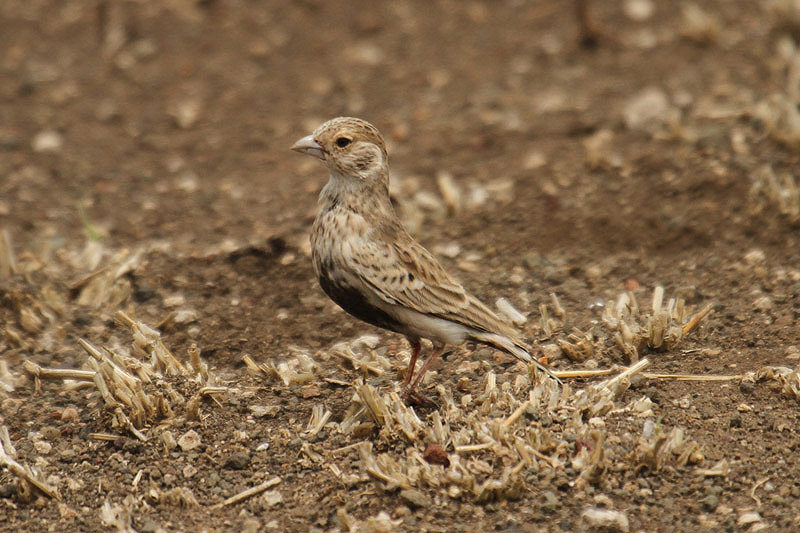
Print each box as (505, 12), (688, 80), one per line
(472, 331), (563, 384)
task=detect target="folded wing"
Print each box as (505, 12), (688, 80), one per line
(345, 235), (521, 342)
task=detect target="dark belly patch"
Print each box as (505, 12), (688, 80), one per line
(318, 275), (405, 335)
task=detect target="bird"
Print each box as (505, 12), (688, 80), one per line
(291, 117), (561, 403)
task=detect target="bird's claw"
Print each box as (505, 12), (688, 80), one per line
(401, 388), (437, 408)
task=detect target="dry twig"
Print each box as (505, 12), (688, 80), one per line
(0, 425), (61, 500)
(212, 477), (282, 508)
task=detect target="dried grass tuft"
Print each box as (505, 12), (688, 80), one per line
(245, 346), (320, 385)
(749, 164), (800, 224)
(330, 335), (393, 377)
(537, 287), (711, 365)
(23, 311), (220, 440)
(601, 287), (713, 362)
(320, 351), (699, 502)
(752, 364), (800, 400)
(632, 425), (703, 473)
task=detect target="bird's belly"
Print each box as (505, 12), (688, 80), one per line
(317, 272), (406, 334)
(389, 306), (470, 346)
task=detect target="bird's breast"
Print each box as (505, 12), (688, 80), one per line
(310, 206), (408, 335)
(311, 207), (368, 277)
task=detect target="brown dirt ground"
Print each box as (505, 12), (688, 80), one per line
(2, 1), (800, 531)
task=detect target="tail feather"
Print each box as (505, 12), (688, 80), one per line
(472, 331), (563, 384)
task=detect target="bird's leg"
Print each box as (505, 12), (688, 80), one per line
(402, 343), (445, 402)
(401, 340), (422, 389)
(575, 0), (598, 48)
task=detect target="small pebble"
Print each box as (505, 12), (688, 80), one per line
(171, 98), (203, 129)
(60, 407), (79, 421)
(31, 129), (63, 152)
(400, 489), (431, 509)
(542, 490), (559, 513)
(123, 440), (143, 454)
(753, 295), (773, 312)
(177, 430), (202, 451)
(41, 426), (60, 440)
(743, 249), (765, 265)
(241, 518), (261, 533)
(629, 374), (646, 389)
(139, 518), (161, 533)
(33, 440), (52, 455)
(422, 442), (450, 467)
(262, 490), (283, 507)
(623, 87), (672, 133)
(250, 405), (281, 418)
(162, 431), (177, 450)
(224, 451), (251, 470)
(624, 0), (655, 21)
(0, 483), (16, 498)
(737, 511), (762, 527)
(59, 448), (76, 462)
(701, 493), (719, 512)
(580, 508), (629, 533)
(351, 422), (376, 439)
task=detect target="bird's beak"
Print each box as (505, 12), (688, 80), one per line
(291, 134), (325, 160)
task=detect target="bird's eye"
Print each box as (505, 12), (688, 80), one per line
(335, 137), (352, 148)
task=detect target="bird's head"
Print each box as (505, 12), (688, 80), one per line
(291, 117), (389, 186)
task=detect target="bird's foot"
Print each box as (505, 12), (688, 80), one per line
(401, 387), (437, 408)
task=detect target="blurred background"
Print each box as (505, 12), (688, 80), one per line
(2, 0), (797, 258)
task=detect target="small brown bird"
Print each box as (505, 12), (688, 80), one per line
(292, 117), (560, 402)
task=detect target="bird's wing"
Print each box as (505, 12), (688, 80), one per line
(345, 235), (519, 339)
(341, 230), (561, 383)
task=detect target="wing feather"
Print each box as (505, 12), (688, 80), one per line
(345, 234), (519, 339)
